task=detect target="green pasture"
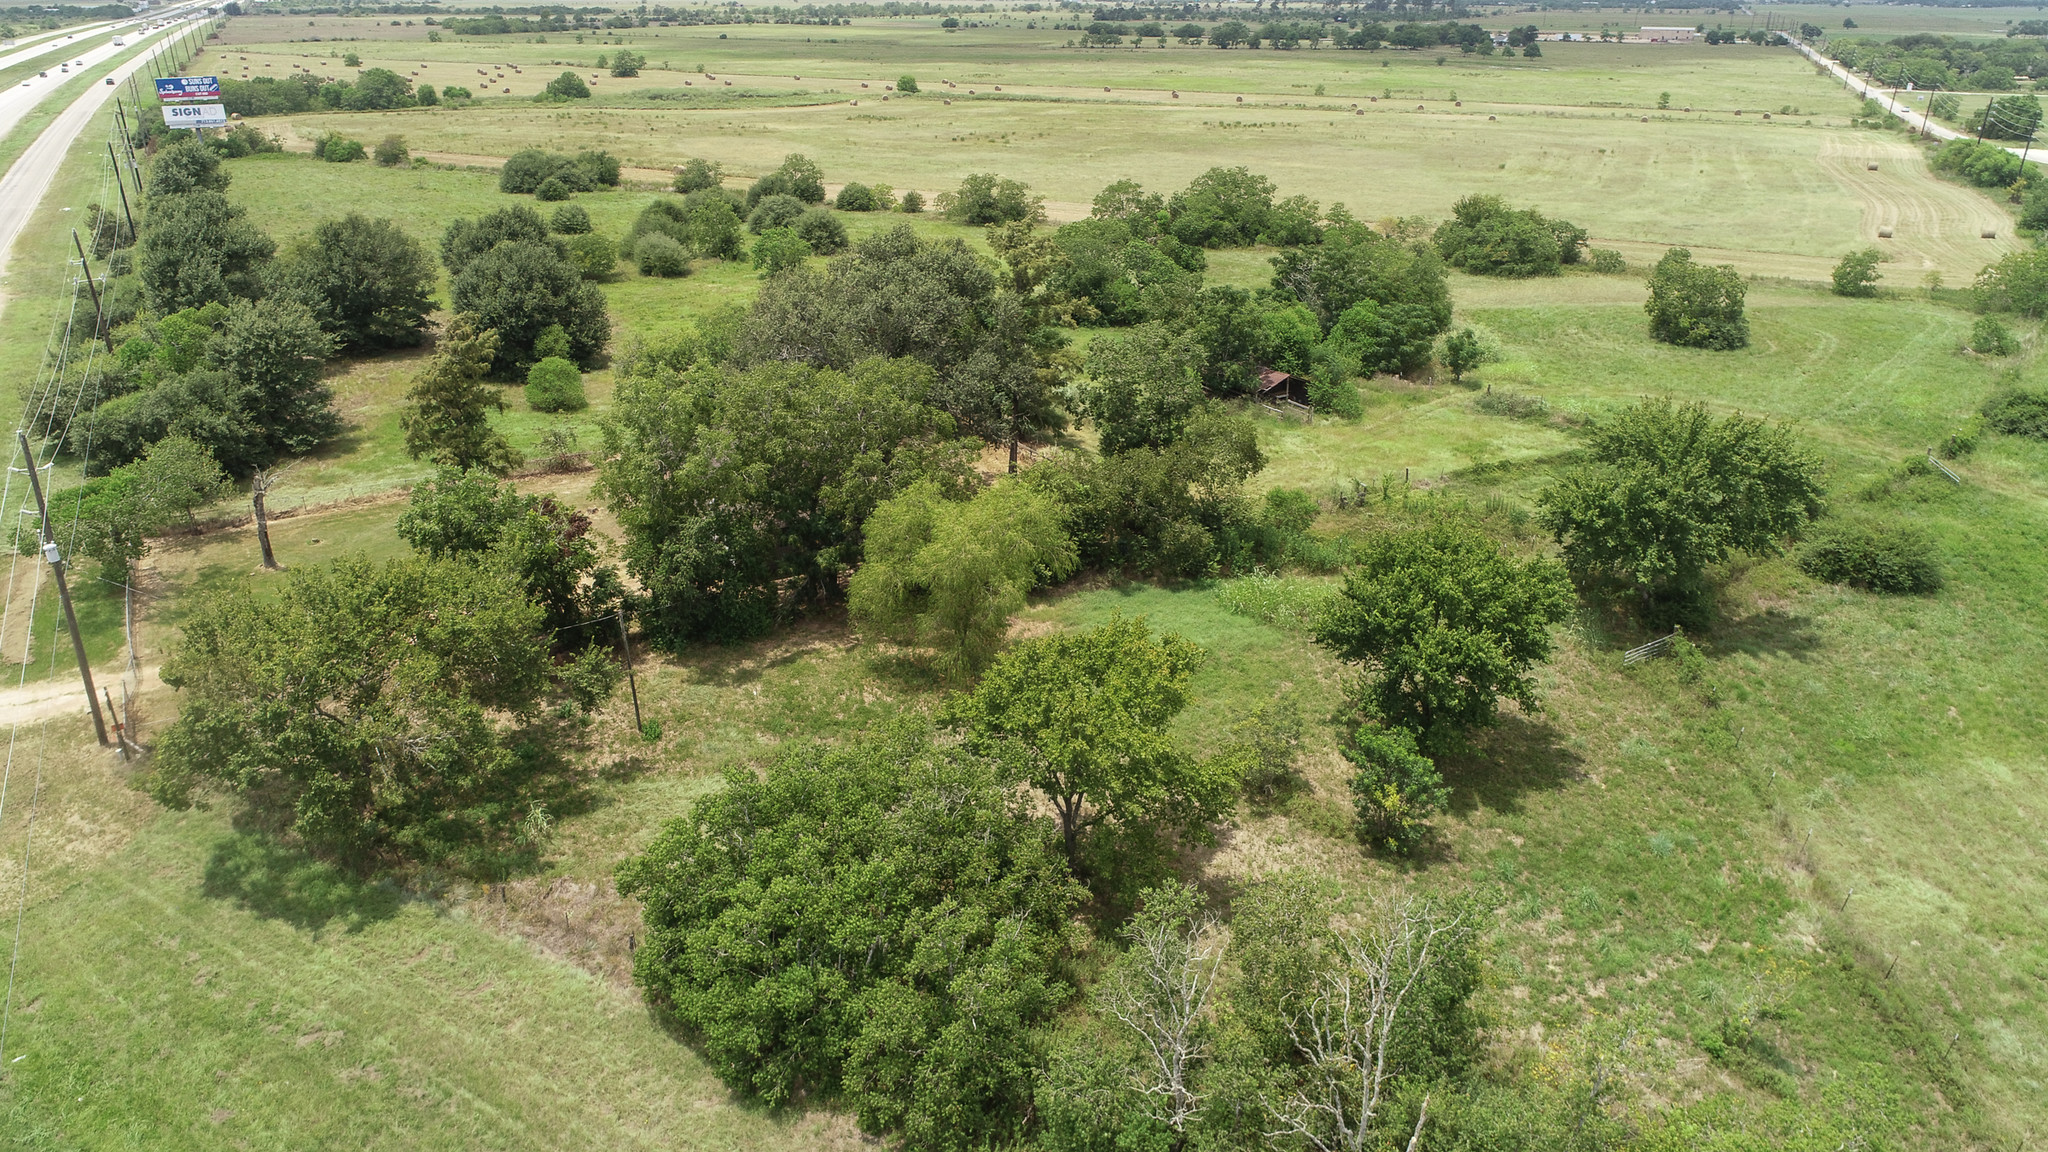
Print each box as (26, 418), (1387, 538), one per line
(3, 18), (2048, 1148)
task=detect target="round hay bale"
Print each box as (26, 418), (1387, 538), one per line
(1488, 115), (1497, 121)
(1417, 103), (1426, 110)
(1866, 162), (1878, 171)
(851, 99), (858, 105)
(1455, 100), (1462, 106)
(1982, 228), (1998, 239)
(1172, 90), (1180, 98)
(1104, 85), (1112, 92)
(1684, 106), (1692, 112)
(685, 80), (693, 86)
(861, 82), (869, 88)
(1236, 95), (1244, 103)
(1762, 113), (1772, 120)
(1355, 109), (1363, 115)
(1878, 227), (1894, 238)
(995, 85), (1003, 91)
(968, 89), (975, 94)
(1734, 109), (1743, 115)
(1641, 116), (1649, 122)
(944, 98), (952, 105)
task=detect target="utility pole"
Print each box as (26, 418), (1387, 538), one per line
(616, 607), (642, 732)
(108, 143), (135, 237)
(17, 432), (109, 747)
(70, 231), (115, 352)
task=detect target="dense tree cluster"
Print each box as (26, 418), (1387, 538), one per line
(1830, 32), (2048, 91)
(1433, 194), (1588, 277)
(437, 206), (611, 370)
(1644, 248), (1749, 350)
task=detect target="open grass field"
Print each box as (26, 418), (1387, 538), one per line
(2, 9), (2046, 1149)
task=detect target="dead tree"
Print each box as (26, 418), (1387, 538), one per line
(1265, 898), (1466, 1152)
(250, 462), (296, 570)
(1097, 883), (1224, 1138)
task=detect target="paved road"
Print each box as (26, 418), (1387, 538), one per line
(0, 14), (198, 142)
(1791, 37), (2043, 161)
(0, 6), (210, 301)
(0, 19), (136, 70)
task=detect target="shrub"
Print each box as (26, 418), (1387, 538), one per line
(1589, 247), (1627, 274)
(897, 74), (920, 93)
(793, 207), (848, 255)
(525, 356), (589, 412)
(372, 134), (408, 166)
(673, 157), (722, 192)
(1475, 389), (1548, 421)
(633, 232), (690, 277)
(534, 324), (572, 361)
(546, 70), (590, 99)
(499, 148), (619, 195)
(610, 49), (645, 77)
(745, 154), (825, 207)
(1831, 247), (1884, 297)
(899, 189), (926, 213)
(1797, 519), (1942, 593)
(746, 193), (807, 233)
(563, 232), (618, 279)
(1438, 327), (1488, 381)
(1345, 725), (1449, 855)
(416, 83), (439, 106)
(939, 173), (1045, 225)
(1983, 386), (2048, 438)
(1645, 247), (1748, 350)
(1306, 374), (1363, 419)
(1931, 138), (2023, 188)
(750, 226), (812, 276)
(1432, 194), (1585, 277)
(316, 134), (365, 163)
(441, 85), (471, 100)
(550, 203), (591, 234)
(535, 176), (572, 202)
(1974, 247), (2048, 316)
(1970, 315), (2018, 355)
(835, 181), (877, 211)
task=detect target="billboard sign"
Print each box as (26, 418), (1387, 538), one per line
(155, 75), (220, 101)
(162, 102), (228, 128)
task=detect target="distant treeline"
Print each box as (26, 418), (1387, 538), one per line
(1831, 32), (2048, 91)
(0, 3), (133, 30)
(259, 1), (1015, 19)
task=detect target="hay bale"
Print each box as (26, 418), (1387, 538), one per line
(1488, 115), (1497, 121)
(1878, 227), (1894, 239)
(1982, 228), (1998, 239)
(1866, 162), (1878, 171)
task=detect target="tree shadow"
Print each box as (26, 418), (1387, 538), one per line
(1708, 604), (1822, 661)
(200, 833), (405, 937)
(1438, 712), (1586, 818)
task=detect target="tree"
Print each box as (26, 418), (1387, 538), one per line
(275, 213), (437, 351)
(794, 206), (848, 255)
(600, 356), (975, 646)
(145, 137), (229, 198)
(1210, 19), (1253, 47)
(1094, 883), (1223, 1140)
(209, 297), (342, 466)
(1165, 166), (1275, 247)
(609, 49), (645, 77)
(397, 468), (619, 632)
(1269, 222), (1453, 366)
(1973, 246), (2048, 316)
(615, 722), (1082, 1152)
(372, 134), (409, 166)
(945, 617), (1233, 864)
(137, 191), (276, 313)
(549, 203), (591, 235)
(1432, 194), (1584, 278)
(545, 70), (590, 98)
(746, 153), (826, 207)
(450, 240), (611, 370)
(939, 173), (1046, 226)
(125, 433), (230, 528)
(733, 225), (1067, 465)
(440, 205), (552, 276)
(747, 192), (808, 233)
(1645, 248), (1748, 349)
(848, 480), (1077, 681)
(1079, 322), (1208, 453)
(835, 182), (878, 211)
(1438, 327), (1485, 381)
(399, 317), (522, 474)
(1831, 247), (1884, 297)
(672, 157), (722, 192)
(1312, 516), (1572, 748)
(251, 464), (290, 569)
(897, 74), (920, 93)
(1970, 91), (2042, 139)
(150, 556), (555, 861)
(1344, 726), (1448, 856)
(1266, 899), (1475, 1152)
(1536, 398), (1825, 616)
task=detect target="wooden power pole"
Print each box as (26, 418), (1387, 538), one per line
(17, 432), (110, 746)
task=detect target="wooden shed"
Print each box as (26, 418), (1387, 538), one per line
(1255, 366), (1309, 407)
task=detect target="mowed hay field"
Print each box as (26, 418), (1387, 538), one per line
(4, 12), (2048, 1149)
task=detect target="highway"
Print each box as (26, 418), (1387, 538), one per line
(1790, 36), (2043, 162)
(0, 13), (202, 141)
(0, 3), (215, 299)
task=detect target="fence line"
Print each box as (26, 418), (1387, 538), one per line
(1925, 452), (1961, 485)
(1623, 632), (1678, 666)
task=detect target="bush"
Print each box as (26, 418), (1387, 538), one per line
(673, 157), (722, 193)
(1589, 247), (1627, 274)
(633, 232), (690, 277)
(610, 49), (645, 77)
(415, 83), (438, 106)
(1831, 247), (1884, 297)
(897, 74), (919, 93)
(1645, 247), (1748, 350)
(1931, 138), (2023, 188)
(1306, 374), (1363, 418)
(546, 70), (591, 99)
(449, 240), (611, 370)
(1983, 386), (2048, 438)
(1970, 314), (2018, 355)
(1974, 247), (2048, 316)
(316, 134), (365, 163)
(524, 356), (589, 412)
(1797, 519), (1941, 593)
(372, 134), (408, 167)
(745, 154), (826, 207)
(1345, 726), (1448, 855)
(550, 203), (591, 234)
(1432, 194), (1584, 277)
(899, 189), (926, 213)
(535, 176), (572, 202)
(562, 232), (618, 279)
(499, 148), (618, 195)
(793, 207), (848, 255)
(939, 173), (1044, 225)
(746, 193), (807, 233)
(834, 181), (877, 211)
(749, 226), (812, 276)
